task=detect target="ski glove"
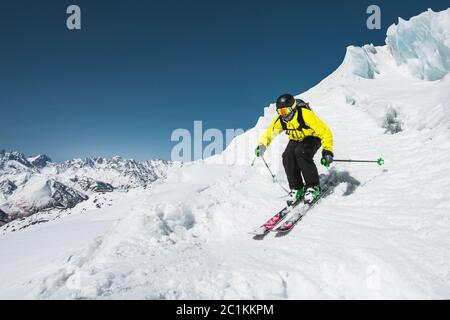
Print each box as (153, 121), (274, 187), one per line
(321, 150), (334, 167)
(255, 145), (267, 157)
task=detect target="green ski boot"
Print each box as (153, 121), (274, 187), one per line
(287, 187), (305, 206)
(304, 186), (321, 204)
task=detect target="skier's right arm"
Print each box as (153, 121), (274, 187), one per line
(257, 116), (284, 149)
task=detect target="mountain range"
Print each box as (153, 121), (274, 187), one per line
(0, 150), (171, 223)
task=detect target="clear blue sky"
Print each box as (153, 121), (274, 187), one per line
(1, 0), (449, 161)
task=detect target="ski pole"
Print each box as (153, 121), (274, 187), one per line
(321, 157), (385, 167)
(260, 156), (291, 195)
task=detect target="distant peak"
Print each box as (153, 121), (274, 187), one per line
(0, 151), (31, 166)
(29, 154), (52, 168)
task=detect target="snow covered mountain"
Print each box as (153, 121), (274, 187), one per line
(1, 8), (450, 299)
(0, 150), (171, 223)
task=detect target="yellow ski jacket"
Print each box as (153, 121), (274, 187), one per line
(258, 107), (333, 153)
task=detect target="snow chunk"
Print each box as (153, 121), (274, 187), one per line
(386, 8), (450, 80)
(342, 45), (380, 79)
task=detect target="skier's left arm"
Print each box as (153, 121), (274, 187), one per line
(302, 109), (333, 154)
(255, 117), (284, 157)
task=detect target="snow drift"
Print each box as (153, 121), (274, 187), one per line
(1, 8), (450, 300)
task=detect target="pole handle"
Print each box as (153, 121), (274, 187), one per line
(321, 158), (330, 169)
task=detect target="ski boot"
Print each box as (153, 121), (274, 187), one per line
(287, 187), (305, 206)
(304, 186), (321, 205)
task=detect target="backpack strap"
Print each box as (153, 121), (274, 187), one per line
(296, 99), (311, 130)
(276, 115), (288, 131)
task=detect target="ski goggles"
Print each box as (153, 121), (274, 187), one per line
(277, 107), (293, 116)
(277, 101), (297, 116)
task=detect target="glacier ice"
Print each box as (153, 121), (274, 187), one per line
(386, 9), (450, 81)
(342, 45), (380, 79)
(337, 8), (450, 82)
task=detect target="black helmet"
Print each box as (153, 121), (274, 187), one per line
(276, 94), (296, 109)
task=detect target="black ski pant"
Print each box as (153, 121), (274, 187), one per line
(282, 137), (321, 190)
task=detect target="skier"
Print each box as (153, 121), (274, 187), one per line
(255, 94), (334, 204)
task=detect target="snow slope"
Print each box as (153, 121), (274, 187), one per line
(1, 8), (450, 299)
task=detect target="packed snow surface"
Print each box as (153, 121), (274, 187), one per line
(1, 8), (450, 299)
